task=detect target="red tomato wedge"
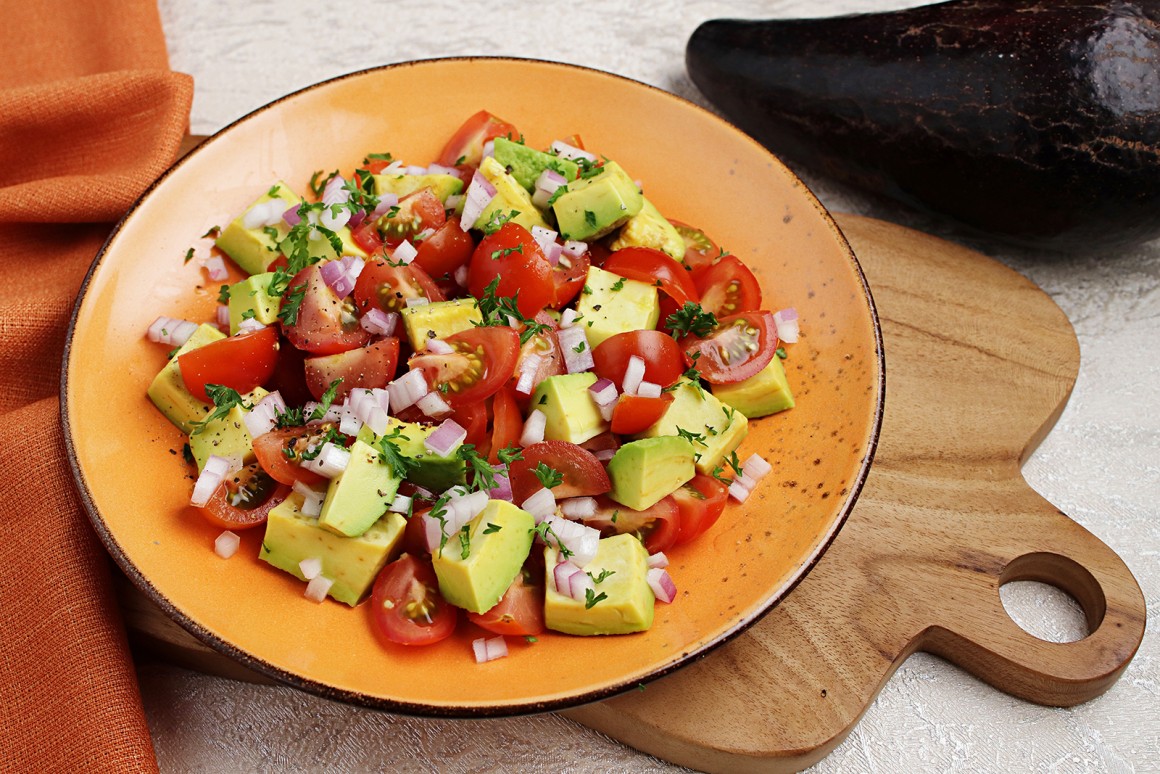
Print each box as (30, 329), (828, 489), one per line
(370, 554), (458, 646)
(693, 254), (763, 317)
(551, 249), (590, 308)
(507, 441), (612, 503)
(591, 329), (686, 389)
(582, 495), (680, 554)
(413, 216), (475, 280)
(377, 188), (447, 247)
(610, 393), (672, 435)
(303, 338), (400, 401)
(354, 258), (444, 315)
(407, 326), (520, 409)
(199, 462), (289, 530)
(669, 219), (721, 271)
(602, 246), (699, 306)
(682, 310), (778, 385)
(489, 386), (522, 464)
(466, 571), (545, 637)
(510, 312), (565, 402)
(178, 326), (279, 402)
(437, 110), (519, 169)
(280, 264), (371, 355)
(671, 474), (729, 544)
(467, 222), (555, 319)
(252, 424), (340, 488)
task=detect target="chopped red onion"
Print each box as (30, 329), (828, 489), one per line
(448, 488), (489, 527)
(425, 338), (454, 355)
(425, 418), (467, 457)
(558, 326), (594, 373)
(737, 471), (760, 491)
(282, 204), (302, 226)
(416, 390), (452, 419)
(559, 496), (597, 520)
(301, 442), (351, 478)
(453, 264), (469, 287)
(743, 454), (773, 480)
(530, 225), (558, 255)
(388, 494), (412, 514)
(489, 468), (512, 502)
(593, 448), (616, 462)
(427, 163), (459, 177)
(556, 253), (572, 270)
(472, 635), (508, 664)
(388, 369), (429, 413)
(360, 308), (398, 337)
(319, 256), (364, 299)
(544, 242), (564, 266)
(405, 297), (429, 307)
(242, 201), (273, 229)
(542, 515), (599, 566)
(414, 227), (436, 243)
(392, 239), (418, 265)
(445, 194), (464, 211)
(299, 556), (323, 580)
(514, 354), (543, 395)
(728, 480), (751, 502)
(588, 377), (618, 407)
(563, 240), (588, 258)
(370, 193), (400, 220)
(553, 560), (588, 600)
(243, 391), (286, 439)
(531, 187), (553, 210)
(520, 409), (547, 446)
(647, 567), (677, 603)
(146, 316), (199, 347)
(534, 168), (566, 192)
(214, 530), (240, 559)
(521, 487), (557, 523)
(405, 164), (427, 175)
(379, 160), (405, 176)
(292, 481), (326, 517)
(647, 552), (669, 569)
(191, 455), (233, 507)
(550, 140), (597, 163)
(421, 513), (444, 552)
(461, 171), (497, 231)
(205, 254), (229, 281)
(559, 308), (580, 329)
(304, 575), (333, 603)
(215, 305), (230, 328)
(236, 318), (267, 334)
(773, 308), (799, 343)
(636, 380), (662, 399)
(622, 355), (646, 395)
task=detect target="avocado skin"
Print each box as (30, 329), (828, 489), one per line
(686, 0), (1160, 250)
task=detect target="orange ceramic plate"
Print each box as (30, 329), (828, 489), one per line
(62, 58), (883, 716)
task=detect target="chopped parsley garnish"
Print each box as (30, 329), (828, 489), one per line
(664, 301), (718, 338)
(776, 346), (787, 359)
(459, 524), (472, 560)
(240, 309), (256, 320)
(524, 635), (538, 644)
(217, 284), (231, 304)
(277, 282), (307, 325)
(480, 208), (520, 235)
(267, 184), (282, 197)
(267, 202), (340, 297)
(588, 568), (615, 584)
(533, 462), (563, 489)
(575, 158), (605, 179)
(201, 225), (221, 239)
(583, 210), (597, 228)
(474, 276), (550, 345)
(711, 463), (734, 486)
(308, 170), (338, 197)
(483, 523), (502, 535)
(181, 443), (195, 465)
(363, 151), (393, 164)
(292, 425), (344, 462)
(190, 385), (251, 435)
(183, 247), (195, 264)
(610, 277), (626, 292)
(490, 243), (524, 261)
(377, 426), (419, 479)
(584, 589), (608, 609)
(572, 340), (587, 353)
(496, 445), (523, 465)
(545, 186), (567, 208)
(457, 444), (499, 492)
(676, 427), (707, 446)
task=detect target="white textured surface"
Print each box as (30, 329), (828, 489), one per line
(150, 1), (1159, 771)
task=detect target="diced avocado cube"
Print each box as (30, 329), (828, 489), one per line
(574, 265), (660, 348)
(552, 161), (643, 241)
(635, 378), (749, 476)
(531, 372), (609, 445)
(492, 137), (578, 192)
(607, 436), (696, 511)
(544, 534), (654, 635)
(609, 197), (685, 259)
(146, 323), (225, 432)
(713, 355), (795, 419)
(431, 500), (536, 614)
(473, 156), (550, 233)
(358, 419), (466, 493)
(227, 272), (280, 334)
(373, 174), (464, 203)
(399, 298), (482, 351)
(259, 492), (406, 606)
(187, 386), (268, 472)
(215, 183), (301, 275)
(318, 439), (401, 537)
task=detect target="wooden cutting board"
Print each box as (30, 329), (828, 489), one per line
(114, 212), (1147, 772)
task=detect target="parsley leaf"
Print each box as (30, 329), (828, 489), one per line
(378, 426), (419, 479)
(664, 301), (718, 339)
(190, 385), (251, 435)
(457, 444), (499, 492)
(496, 445), (523, 465)
(533, 462), (563, 489)
(584, 588), (608, 609)
(483, 523), (502, 535)
(277, 282), (307, 326)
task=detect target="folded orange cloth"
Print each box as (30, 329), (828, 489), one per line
(0, 3), (192, 772)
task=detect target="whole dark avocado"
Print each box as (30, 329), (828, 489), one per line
(686, 0), (1160, 250)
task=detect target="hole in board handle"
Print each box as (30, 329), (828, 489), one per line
(999, 553), (1105, 643)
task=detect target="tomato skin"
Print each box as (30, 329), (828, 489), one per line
(413, 216), (476, 279)
(507, 441), (611, 503)
(200, 462), (290, 530)
(303, 338), (400, 401)
(488, 386), (522, 464)
(510, 312), (565, 404)
(377, 188), (447, 247)
(267, 333), (314, 406)
(466, 571), (545, 637)
(352, 218), (384, 254)
(551, 250), (590, 308)
(251, 426), (334, 488)
(178, 326), (279, 403)
(591, 330), (686, 389)
(281, 265), (372, 356)
(693, 255), (763, 317)
(353, 258), (444, 315)
(582, 495), (679, 554)
(453, 400), (489, 453)
(408, 326), (520, 409)
(603, 246), (700, 306)
(671, 474), (729, 545)
(370, 554), (458, 646)
(437, 110), (519, 168)
(669, 219), (720, 271)
(468, 222), (555, 319)
(610, 393), (672, 435)
(682, 310), (778, 385)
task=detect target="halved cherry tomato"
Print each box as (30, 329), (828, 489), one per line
(280, 264), (371, 355)
(468, 222), (555, 319)
(453, 399), (489, 454)
(413, 216), (476, 279)
(682, 310), (778, 385)
(267, 332), (314, 406)
(353, 258), (444, 315)
(252, 424), (340, 488)
(407, 326), (520, 409)
(370, 554), (458, 646)
(591, 330), (686, 389)
(507, 440), (611, 503)
(669, 219), (720, 271)
(437, 110), (519, 169)
(582, 495), (679, 554)
(303, 338), (400, 401)
(610, 393), (672, 435)
(200, 462), (290, 530)
(551, 249), (590, 308)
(579, 431), (620, 456)
(510, 312), (565, 403)
(377, 188), (447, 247)
(671, 474), (729, 544)
(402, 508), (431, 556)
(466, 570), (545, 637)
(178, 326), (279, 402)
(603, 246), (699, 306)
(489, 386), (522, 464)
(692, 254), (763, 317)
(351, 218), (384, 254)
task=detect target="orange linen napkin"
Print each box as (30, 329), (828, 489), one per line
(0, 3), (192, 771)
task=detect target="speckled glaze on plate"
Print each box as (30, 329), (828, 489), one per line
(62, 58), (883, 716)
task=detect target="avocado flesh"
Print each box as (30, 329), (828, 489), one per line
(713, 355), (795, 419)
(607, 436), (696, 511)
(473, 156), (550, 233)
(574, 265), (660, 349)
(492, 137), (578, 192)
(635, 378), (749, 476)
(187, 386), (268, 472)
(357, 419), (466, 494)
(146, 323), (225, 433)
(259, 492), (406, 606)
(609, 197), (685, 259)
(431, 500), (536, 614)
(552, 161), (643, 241)
(399, 298), (482, 351)
(373, 173), (463, 203)
(544, 534), (654, 635)
(318, 439), (401, 538)
(227, 272), (281, 334)
(531, 372), (609, 445)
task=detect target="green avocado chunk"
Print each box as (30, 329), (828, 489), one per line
(187, 386), (268, 472)
(492, 137), (579, 191)
(474, 156), (550, 233)
(357, 420), (466, 494)
(399, 298), (482, 351)
(227, 272), (281, 334)
(543, 533), (654, 635)
(530, 372), (609, 444)
(607, 436), (696, 510)
(573, 264), (660, 348)
(712, 355), (795, 418)
(317, 439), (401, 537)
(634, 378), (749, 476)
(146, 323), (225, 433)
(552, 161), (643, 241)
(610, 197), (685, 259)
(373, 173), (464, 203)
(259, 492), (406, 606)
(431, 500), (536, 614)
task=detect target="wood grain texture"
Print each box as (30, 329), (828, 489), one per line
(115, 211), (1146, 772)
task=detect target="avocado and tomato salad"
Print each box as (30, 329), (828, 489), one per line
(144, 110), (798, 656)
